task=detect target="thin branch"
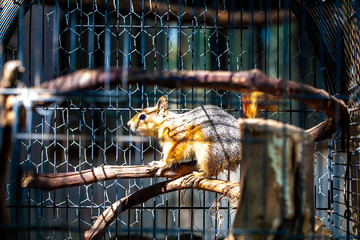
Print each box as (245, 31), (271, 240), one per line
(21, 161), (197, 191)
(41, 68), (349, 141)
(83, 175), (240, 240)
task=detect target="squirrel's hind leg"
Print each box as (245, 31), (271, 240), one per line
(182, 171), (207, 187)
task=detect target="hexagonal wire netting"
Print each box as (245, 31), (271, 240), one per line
(0, 0), (358, 239)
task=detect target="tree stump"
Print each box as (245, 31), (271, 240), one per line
(227, 119), (315, 239)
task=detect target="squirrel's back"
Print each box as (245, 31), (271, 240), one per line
(163, 105), (241, 173)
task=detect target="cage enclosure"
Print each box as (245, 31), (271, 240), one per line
(0, 0), (359, 239)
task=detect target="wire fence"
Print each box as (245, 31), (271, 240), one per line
(0, 0), (358, 239)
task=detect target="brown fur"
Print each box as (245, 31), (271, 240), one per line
(127, 96), (241, 178)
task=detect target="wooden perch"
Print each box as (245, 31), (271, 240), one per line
(22, 161), (197, 191)
(227, 118), (315, 239)
(41, 68), (349, 141)
(83, 174), (240, 240)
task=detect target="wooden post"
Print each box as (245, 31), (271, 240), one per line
(227, 119), (315, 239)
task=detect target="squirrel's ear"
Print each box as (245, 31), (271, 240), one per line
(156, 95), (168, 112)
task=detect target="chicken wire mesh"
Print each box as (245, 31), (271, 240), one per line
(0, 0), (358, 239)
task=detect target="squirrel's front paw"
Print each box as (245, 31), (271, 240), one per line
(147, 160), (161, 172)
(148, 160), (160, 167)
(147, 161), (167, 176)
(155, 167), (165, 177)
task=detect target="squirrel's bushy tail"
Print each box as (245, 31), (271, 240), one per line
(242, 91), (280, 118)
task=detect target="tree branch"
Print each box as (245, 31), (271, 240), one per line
(41, 68), (349, 141)
(21, 161), (197, 191)
(83, 175), (240, 240)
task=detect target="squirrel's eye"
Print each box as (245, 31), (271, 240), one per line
(139, 114), (146, 120)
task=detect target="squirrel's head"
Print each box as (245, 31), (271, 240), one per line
(127, 95), (169, 138)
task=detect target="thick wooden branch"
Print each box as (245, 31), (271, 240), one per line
(21, 161), (197, 191)
(41, 68), (349, 141)
(83, 175), (240, 240)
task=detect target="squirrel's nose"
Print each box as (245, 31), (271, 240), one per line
(127, 121), (136, 134)
(127, 121), (134, 130)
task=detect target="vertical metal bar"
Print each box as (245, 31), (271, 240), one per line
(346, 126), (351, 239)
(141, 0), (145, 70)
(213, 1), (219, 234)
(213, 0), (218, 72)
(239, 1), (243, 72)
(40, 104), (46, 240)
(18, 0), (24, 68)
(65, 1), (71, 238)
(281, 116), (288, 234)
(154, 0), (158, 72)
(288, 1), (292, 126)
(328, 139), (334, 231)
(78, 92), (82, 238)
(103, 108), (107, 238)
(127, 87), (132, 239)
(190, 1), (195, 238)
(28, 6), (32, 86)
(32, 2), (42, 87)
(27, 103), (33, 239)
(165, 199), (168, 239)
(202, 0), (206, 71)
(104, 0), (110, 89)
(69, 3), (77, 74)
(66, 104), (70, 238)
(166, 0), (169, 71)
(261, 126), (268, 235)
(90, 100), (95, 238)
(249, 0), (254, 69)
(103, 1), (109, 238)
(89, 0), (95, 68)
(202, 2), (207, 236)
(155, 1), (160, 239)
(52, 103), (57, 239)
(53, 0), (59, 78)
(227, 0), (233, 235)
(276, 0), (280, 81)
(79, 0), (83, 70)
(89, 1), (95, 238)
(299, 2), (306, 129)
(41, 0), (45, 85)
(115, 0), (120, 236)
(126, 2), (132, 235)
(177, 0), (182, 70)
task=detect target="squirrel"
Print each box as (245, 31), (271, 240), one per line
(127, 95), (241, 181)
